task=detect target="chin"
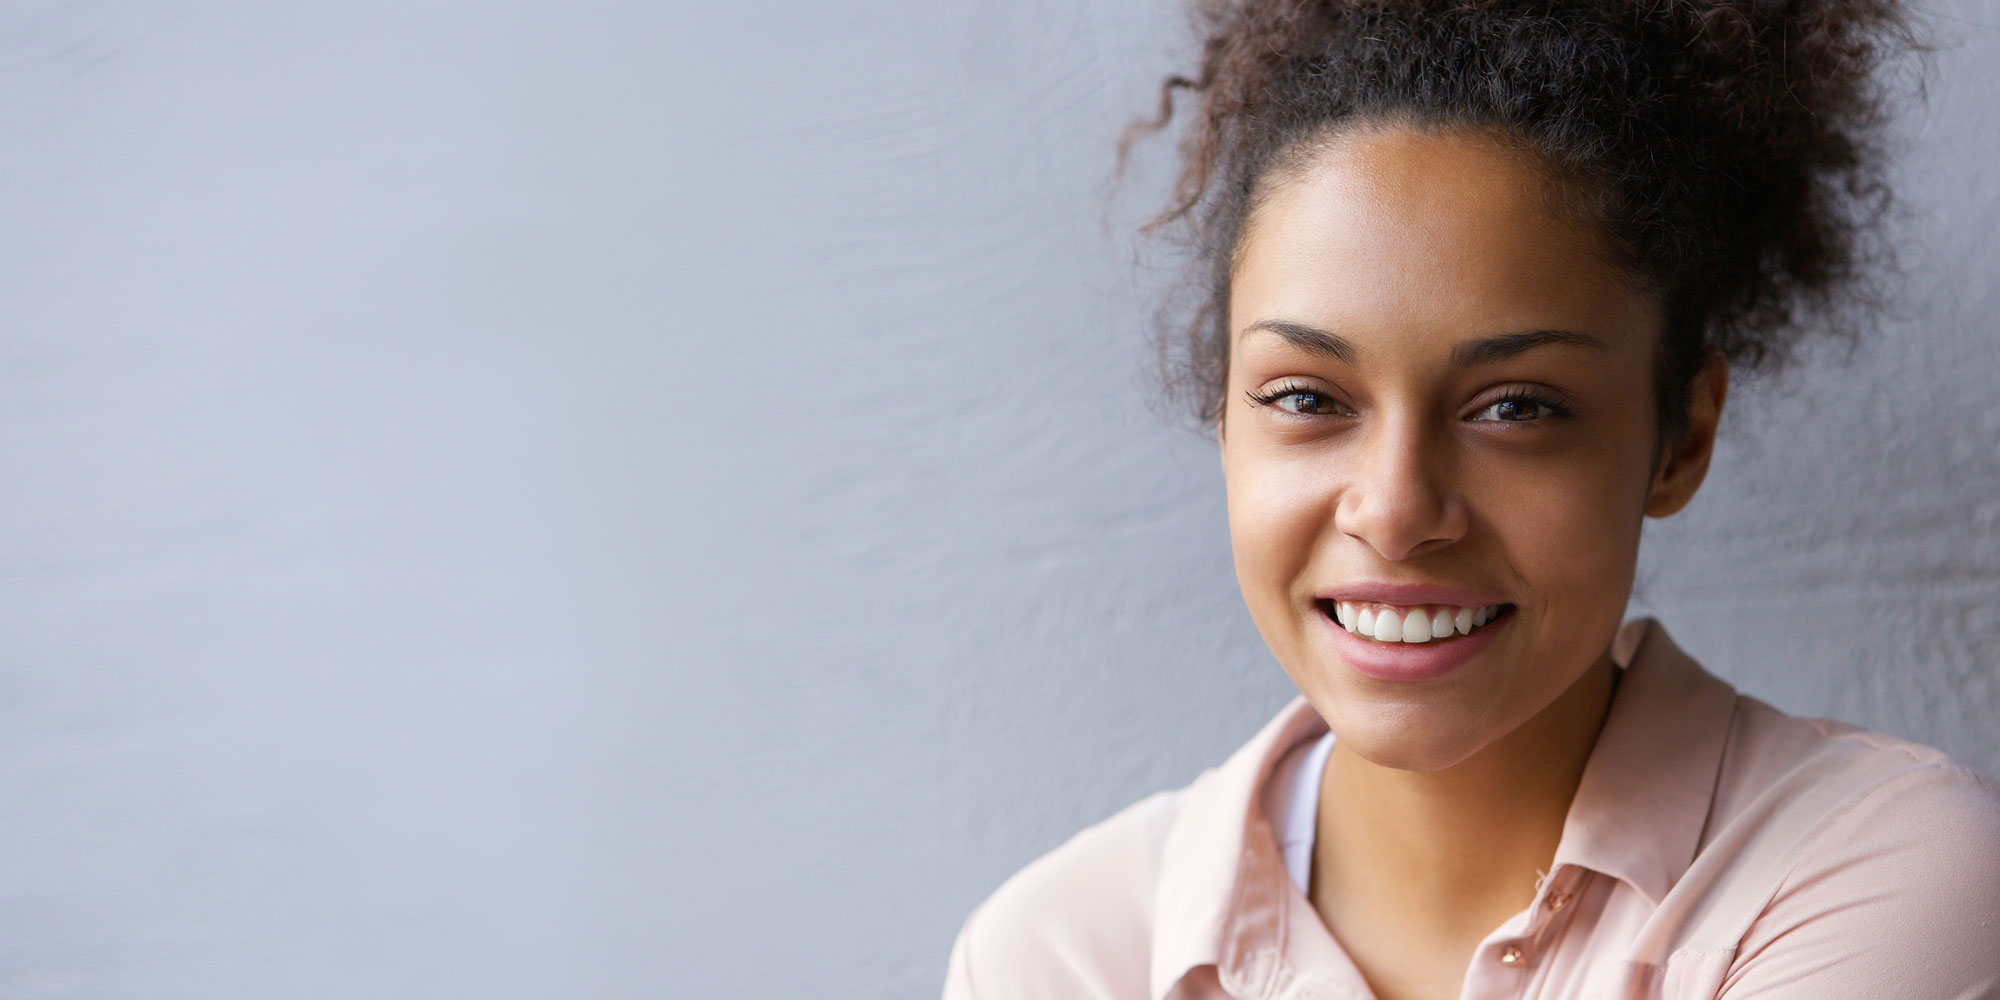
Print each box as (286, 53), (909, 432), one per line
(1323, 706), (1494, 773)
(1347, 737), (1486, 773)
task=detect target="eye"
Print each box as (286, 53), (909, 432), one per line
(1469, 390), (1571, 423)
(1245, 381), (1352, 417)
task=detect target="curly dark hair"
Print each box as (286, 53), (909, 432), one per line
(1121, 0), (1921, 445)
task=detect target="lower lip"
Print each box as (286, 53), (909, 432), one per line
(1319, 605), (1511, 683)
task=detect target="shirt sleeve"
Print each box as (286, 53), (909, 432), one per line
(941, 907), (980, 1000)
(1715, 762), (2000, 999)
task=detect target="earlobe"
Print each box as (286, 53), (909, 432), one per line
(1645, 359), (1729, 517)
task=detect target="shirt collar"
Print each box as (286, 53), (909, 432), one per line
(1146, 617), (1739, 999)
(1150, 690), (1327, 1000)
(1549, 617), (1740, 905)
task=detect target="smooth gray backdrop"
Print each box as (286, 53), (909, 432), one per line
(2, 2), (1995, 998)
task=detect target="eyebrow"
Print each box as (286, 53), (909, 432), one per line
(1237, 319), (1609, 367)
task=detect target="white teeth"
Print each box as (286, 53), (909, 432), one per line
(1400, 608), (1430, 643)
(1334, 601), (1510, 643)
(1371, 608), (1402, 642)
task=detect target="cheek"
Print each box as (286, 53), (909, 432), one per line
(1224, 447), (1328, 601)
(1465, 442), (1652, 605)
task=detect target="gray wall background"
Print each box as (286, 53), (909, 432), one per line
(1, 1), (1993, 998)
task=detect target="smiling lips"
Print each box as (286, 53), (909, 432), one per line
(1323, 601), (1514, 644)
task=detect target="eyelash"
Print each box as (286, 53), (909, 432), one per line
(1476, 388), (1574, 422)
(1243, 380), (1349, 416)
(1242, 383), (1574, 422)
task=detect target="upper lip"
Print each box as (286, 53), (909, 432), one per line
(1314, 580), (1511, 608)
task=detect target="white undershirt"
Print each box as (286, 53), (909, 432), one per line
(1265, 728), (1336, 893)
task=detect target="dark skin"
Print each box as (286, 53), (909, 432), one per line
(1216, 125), (1726, 1000)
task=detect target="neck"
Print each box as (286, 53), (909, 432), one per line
(1312, 655), (1619, 944)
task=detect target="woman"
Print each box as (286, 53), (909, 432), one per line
(942, 2), (2000, 999)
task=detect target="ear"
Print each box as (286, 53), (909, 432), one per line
(1645, 357), (1728, 517)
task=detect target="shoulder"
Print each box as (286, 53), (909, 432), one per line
(1710, 693), (2000, 852)
(942, 695), (1327, 999)
(1708, 693), (2000, 882)
(944, 786), (1185, 999)
(1763, 722), (2000, 890)
(1702, 698), (2000, 996)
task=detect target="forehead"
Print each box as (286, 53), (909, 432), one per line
(1231, 126), (1654, 347)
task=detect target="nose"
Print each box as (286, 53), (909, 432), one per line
(1333, 412), (1469, 561)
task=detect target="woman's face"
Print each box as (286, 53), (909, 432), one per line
(1220, 125), (1719, 772)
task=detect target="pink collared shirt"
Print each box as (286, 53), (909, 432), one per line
(942, 619), (2000, 999)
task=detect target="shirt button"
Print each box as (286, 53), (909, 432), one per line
(1546, 890), (1572, 913)
(1500, 945), (1525, 966)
